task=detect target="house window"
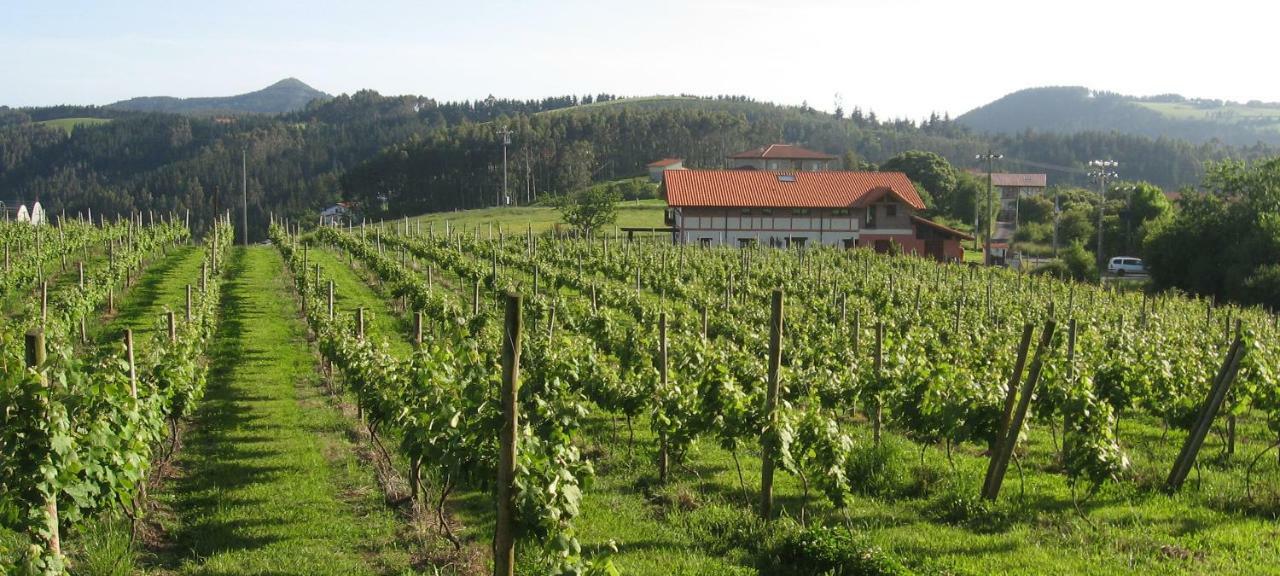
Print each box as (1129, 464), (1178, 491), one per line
(886, 203), (898, 217)
(866, 206), (877, 229)
(768, 161), (779, 170)
(761, 208), (773, 215)
(792, 208), (810, 215)
(832, 209), (849, 216)
(699, 237), (713, 247)
(787, 237), (807, 248)
(741, 208), (752, 215)
(738, 238), (756, 248)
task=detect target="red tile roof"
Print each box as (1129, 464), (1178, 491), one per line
(647, 158), (684, 168)
(728, 144), (836, 160)
(663, 170), (925, 210)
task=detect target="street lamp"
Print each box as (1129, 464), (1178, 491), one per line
(1087, 160), (1119, 271)
(976, 150), (1003, 264)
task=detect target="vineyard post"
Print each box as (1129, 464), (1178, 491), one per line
(853, 309), (861, 356)
(109, 285), (115, 314)
(41, 281), (48, 326)
(3, 242), (8, 273)
(658, 312), (669, 483)
(201, 262), (207, 294)
(760, 289), (784, 520)
(473, 278), (481, 316)
(874, 322), (884, 445)
(590, 283), (598, 314)
(328, 281), (335, 321)
(984, 322), (1035, 494)
(983, 320), (1056, 501)
(414, 311), (423, 347)
(495, 292), (522, 576)
(356, 307), (365, 339)
(186, 285), (192, 322)
(1167, 328), (1246, 492)
(78, 261), (84, 289)
(1060, 318), (1078, 459)
(126, 329), (138, 398)
(701, 304), (708, 342)
(25, 329), (62, 563)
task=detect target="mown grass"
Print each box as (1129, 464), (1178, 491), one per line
(147, 246), (416, 574)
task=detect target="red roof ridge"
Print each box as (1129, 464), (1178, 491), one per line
(664, 169), (924, 210)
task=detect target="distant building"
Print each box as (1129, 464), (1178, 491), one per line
(729, 144), (836, 172)
(662, 170), (971, 261)
(319, 202), (351, 227)
(646, 158), (685, 183)
(987, 173), (1048, 227)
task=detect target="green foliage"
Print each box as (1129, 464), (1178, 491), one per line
(557, 184), (621, 236)
(1060, 242), (1099, 281)
(880, 151), (956, 212)
(1144, 157), (1280, 306)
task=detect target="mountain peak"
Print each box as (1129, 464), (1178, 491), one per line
(107, 78), (331, 115)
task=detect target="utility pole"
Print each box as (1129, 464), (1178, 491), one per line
(1087, 160), (1118, 271)
(242, 148), (249, 246)
(497, 126), (513, 208)
(975, 150), (1003, 264)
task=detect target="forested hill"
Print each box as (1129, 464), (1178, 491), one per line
(0, 91), (1275, 239)
(958, 86), (1280, 147)
(107, 78), (332, 115)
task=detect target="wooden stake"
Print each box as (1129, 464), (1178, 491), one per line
(495, 293), (522, 576)
(1167, 329), (1246, 492)
(760, 289), (784, 520)
(982, 320), (1057, 500)
(25, 330), (61, 562)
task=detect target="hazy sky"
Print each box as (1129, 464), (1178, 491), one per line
(3, 0), (1275, 119)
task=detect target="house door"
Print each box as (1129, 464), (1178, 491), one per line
(873, 240), (891, 254)
(925, 239), (945, 261)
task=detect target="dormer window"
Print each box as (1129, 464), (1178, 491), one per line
(886, 203), (898, 217)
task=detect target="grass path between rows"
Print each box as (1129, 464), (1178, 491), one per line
(97, 244), (203, 344)
(153, 246), (415, 575)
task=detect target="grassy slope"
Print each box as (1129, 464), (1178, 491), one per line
(380, 200), (667, 237)
(35, 117), (111, 134)
(152, 246), (414, 574)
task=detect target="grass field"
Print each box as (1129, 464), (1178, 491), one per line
(36, 117), (111, 134)
(1135, 101), (1280, 134)
(382, 199), (667, 236)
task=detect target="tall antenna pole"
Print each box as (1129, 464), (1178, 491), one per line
(975, 150), (1003, 264)
(1088, 160), (1118, 272)
(242, 148), (249, 246)
(498, 126), (513, 208)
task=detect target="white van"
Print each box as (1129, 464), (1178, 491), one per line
(1107, 256), (1146, 276)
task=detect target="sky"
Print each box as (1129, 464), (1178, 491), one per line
(2, 0), (1277, 120)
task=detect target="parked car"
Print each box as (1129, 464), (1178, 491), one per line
(1107, 256), (1147, 276)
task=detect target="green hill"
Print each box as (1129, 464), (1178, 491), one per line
(957, 86), (1280, 146)
(106, 78), (331, 115)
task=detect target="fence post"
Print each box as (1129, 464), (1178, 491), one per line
(495, 293), (523, 576)
(658, 312), (669, 483)
(414, 311), (424, 348)
(760, 289), (784, 520)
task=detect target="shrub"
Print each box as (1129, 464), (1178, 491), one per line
(846, 438), (910, 497)
(760, 524), (912, 576)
